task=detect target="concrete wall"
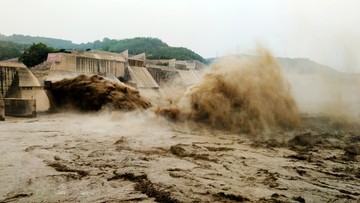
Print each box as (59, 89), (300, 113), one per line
(76, 57), (125, 77)
(129, 53), (145, 67)
(146, 67), (163, 85)
(49, 53), (126, 78)
(129, 59), (144, 67)
(3, 98), (36, 117)
(146, 66), (179, 86)
(50, 53), (77, 71)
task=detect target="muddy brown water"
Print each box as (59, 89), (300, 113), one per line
(0, 112), (359, 203)
(1, 49), (360, 202)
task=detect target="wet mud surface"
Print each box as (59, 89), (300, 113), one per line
(0, 113), (359, 202)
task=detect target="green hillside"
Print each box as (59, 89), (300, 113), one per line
(80, 37), (206, 62)
(0, 34), (77, 49)
(0, 40), (28, 60)
(0, 34), (206, 62)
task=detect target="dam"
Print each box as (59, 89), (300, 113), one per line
(0, 51), (206, 119)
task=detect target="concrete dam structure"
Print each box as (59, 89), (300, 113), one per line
(45, 51), (204, 89)
(46, 50), (128, 80)
(0, 61), (49, 118)
(0, 50), (206, 119)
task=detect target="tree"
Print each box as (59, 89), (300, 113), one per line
(19, 43), (57, 67)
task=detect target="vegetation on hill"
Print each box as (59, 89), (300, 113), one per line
(0, 40), (27, 60)
(79, 37), (206, 62)
(19, 43), (57, 67)
(0, 33), (76, 49)
(0, 34), (206, 63)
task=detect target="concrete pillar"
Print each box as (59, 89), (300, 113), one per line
(31, 99), (36, 117)
(0, 100), (4, 121)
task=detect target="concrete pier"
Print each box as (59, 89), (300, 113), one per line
(0, 100), (4, 121)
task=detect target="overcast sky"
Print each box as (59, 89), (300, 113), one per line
(1, 0), (359, 71)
